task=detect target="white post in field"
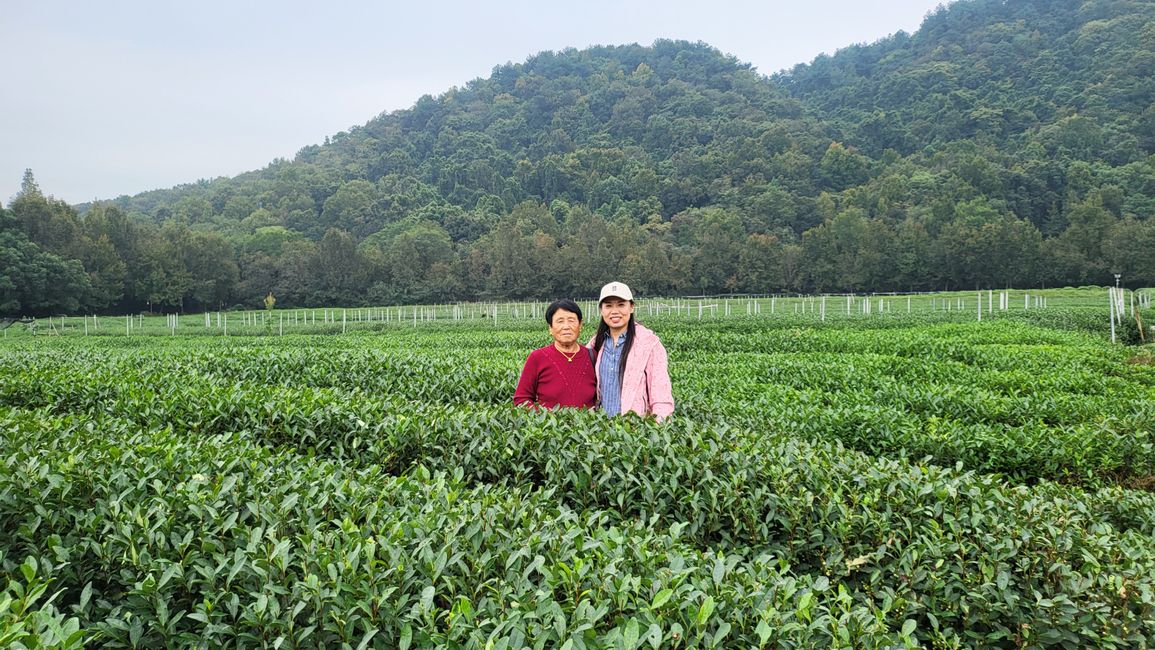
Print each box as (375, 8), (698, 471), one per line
(1109, 288), (1117, 343)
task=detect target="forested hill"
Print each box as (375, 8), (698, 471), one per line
(104, 40), (821, 234)
(3, 0), (1154, 316)
(777, 0), (1155, 163)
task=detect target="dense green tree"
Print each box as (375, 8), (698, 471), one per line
(0, 234), (91, 316)
(891, 217), (933, 291)
(684, 207), (744, 294)
(736, 233), (787, 292)
(130, 228), (191, 311)
(619, 234), (685, 297)
(0, 208), (92, 316)
(319, 180), (382, 238)
(235, 252), (282, 309)
(271, 239), (321, 306)
(935, 214), (1043, 290)
(553, 207), (627, 296)
(181, 230), (239, 310)
(1104, 216), (1155, 287)
(818, 142), (875, 191)
(471, 203), (563, 299)
(75, 234), (127, 310)
(171, 195), (214, 225)
(801, 209), (894, 292)
(9, 171), (84, 257)
(362, 219), (462, 304)
(311, 228), (371, 305)
(1056, 195), (1118, 283)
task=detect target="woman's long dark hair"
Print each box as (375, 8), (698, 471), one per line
(593, 308), (636, 379)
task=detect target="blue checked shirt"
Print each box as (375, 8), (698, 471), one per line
(599, 331), (628, 416)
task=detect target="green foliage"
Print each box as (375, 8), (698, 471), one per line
(0, 554), (86, 649)
(0, 210), (91, 316)
(2, 313), (1155, 646)
(0, 407), (908, 648)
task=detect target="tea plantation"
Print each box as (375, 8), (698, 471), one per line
(2, 302), (1154, 648)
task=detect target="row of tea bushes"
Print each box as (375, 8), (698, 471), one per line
(658, 318), (1117, 356)
(3, 336), (1151, 490)
(4, 352), (1150, 522)
(82, 334), (1150, 415)
(0, 406), (913, 649)
(677, 376), (1153, 489)
(0, 344), (517, 408)
(7, 317), (1147, 419)
(674, 348), (1147, 402)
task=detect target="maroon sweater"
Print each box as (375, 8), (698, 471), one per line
(513, 344), (597, 409)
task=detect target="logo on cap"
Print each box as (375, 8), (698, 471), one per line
(599, 281), (634, 302)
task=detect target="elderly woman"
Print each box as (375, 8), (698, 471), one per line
(513, 298), (598, 409)
(590, 281), (674, 421)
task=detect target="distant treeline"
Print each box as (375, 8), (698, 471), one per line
(3, 0), (1154, 315)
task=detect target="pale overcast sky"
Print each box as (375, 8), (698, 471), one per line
(1, 0), (946, 206)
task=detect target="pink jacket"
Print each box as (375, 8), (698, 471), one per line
(589, 323), (674, 421)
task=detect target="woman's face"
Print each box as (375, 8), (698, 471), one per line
(600, 298), (634, 332)
(549, 308), (582, 346)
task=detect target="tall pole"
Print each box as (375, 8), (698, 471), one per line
(1109, 288), (1117, 343)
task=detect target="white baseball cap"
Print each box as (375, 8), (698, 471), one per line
(598, 281), (634, 303)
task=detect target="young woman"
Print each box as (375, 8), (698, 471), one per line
(513, 298), (598, 409)
(590, 281), (674, 421)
